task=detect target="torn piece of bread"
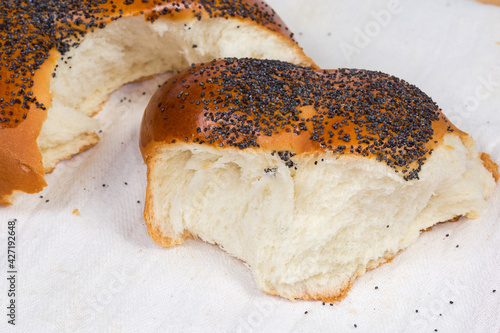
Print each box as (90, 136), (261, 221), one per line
(140, 58), (498, 302)
(0, 0), (315, 204)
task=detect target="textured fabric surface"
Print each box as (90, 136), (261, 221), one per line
(0, 0), (499, 332)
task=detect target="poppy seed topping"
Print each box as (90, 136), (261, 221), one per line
(142, 58), (458, 180)
(0, 0), (288, 128)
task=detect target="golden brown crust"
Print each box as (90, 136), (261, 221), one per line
(480, 153), (499, 182)
(0, 51), (58, 203)
(263, 276), (357, 303)
(141, 58), (468, 181)
(146, 222), (193, 247)
(0, 1), (314, 203)
(475, 0), (500, 6)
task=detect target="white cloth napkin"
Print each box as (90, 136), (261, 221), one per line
(0, 0), (499, 332)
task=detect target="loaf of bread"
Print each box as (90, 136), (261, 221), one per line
(140, 58), (498, 302)
(0, 0), (315, 204)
